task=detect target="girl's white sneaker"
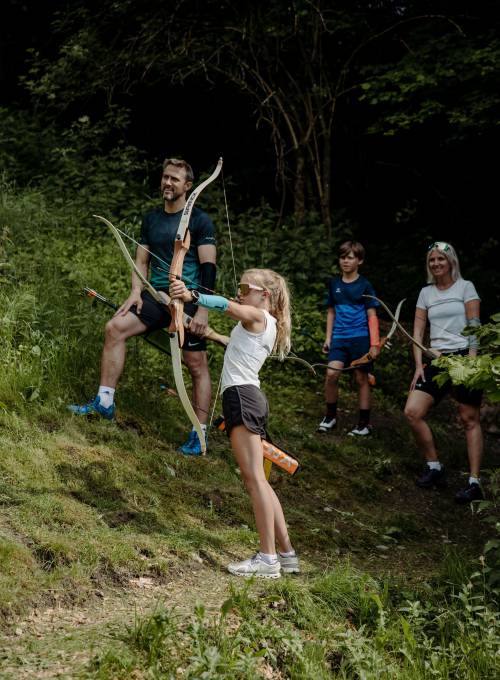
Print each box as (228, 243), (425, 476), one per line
(227, 554), (281, 578)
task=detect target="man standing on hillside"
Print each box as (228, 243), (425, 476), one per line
(68, 158), (217, 456)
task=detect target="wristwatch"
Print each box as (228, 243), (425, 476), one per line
(190, 289), (200, 304)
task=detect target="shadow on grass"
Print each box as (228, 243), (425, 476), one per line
(56, 461), (168, 533)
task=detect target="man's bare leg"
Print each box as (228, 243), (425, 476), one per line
(68, 311), (148, 417)
(100, 313), (148, 387)
(182, 350), (211, 424)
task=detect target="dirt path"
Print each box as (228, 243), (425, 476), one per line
(0, 565), (235, 679)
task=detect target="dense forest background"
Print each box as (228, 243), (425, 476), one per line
(1, 0), (499, 317)
(1, 3), (500, 676)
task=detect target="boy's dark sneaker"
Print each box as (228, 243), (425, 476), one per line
(416, 465), (447, 489)
(317, 416), (336, 433)
(348, 424), (373, 437)
(455, 482), (484, 505)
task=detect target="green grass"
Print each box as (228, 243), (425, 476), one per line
(1, 179), (500, 677)
(85, 568), (500, 679)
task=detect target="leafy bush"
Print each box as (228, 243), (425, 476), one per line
(434, 313), (500, 402)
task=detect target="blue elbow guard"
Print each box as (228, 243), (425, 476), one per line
(197, 293), (229, 312)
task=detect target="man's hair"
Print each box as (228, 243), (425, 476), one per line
(339, 240), (365, 260)
(162, 158), (194, 183)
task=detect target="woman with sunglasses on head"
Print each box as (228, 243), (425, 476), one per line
(169, 269), (298, 578)
(404, 242), (483, 504)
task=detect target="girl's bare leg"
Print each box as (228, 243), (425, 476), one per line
(268, 486), (293, 553)
(230, 425), (291, 554)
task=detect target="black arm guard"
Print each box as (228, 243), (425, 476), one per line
(199, 262), (217, 294)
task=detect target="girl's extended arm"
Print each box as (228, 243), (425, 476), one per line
(169, 280), (266, 331)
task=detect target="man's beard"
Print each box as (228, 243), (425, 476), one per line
(163, 188), (180, 203)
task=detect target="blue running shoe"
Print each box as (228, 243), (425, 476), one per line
(178, 430), (207, 456)
(178, 430), (197, 454)
(67, 395), (115, 421)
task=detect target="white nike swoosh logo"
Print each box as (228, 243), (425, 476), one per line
(187, 341), (199, 347)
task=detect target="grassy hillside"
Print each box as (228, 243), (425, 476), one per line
(1, 368), (500, 677)
(1, 180), (500, 677)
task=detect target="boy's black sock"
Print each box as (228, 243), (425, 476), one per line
(358, 409), (370, 428)
(326, 402), (337, 419)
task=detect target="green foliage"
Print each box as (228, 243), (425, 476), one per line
(0, 106), (150, 221)
(89, 568), (500, 679)
(2, 62), (500, 674)
(333, 582), (500, 678)
(473, 469), (500, 599)
(360, 28), (500, 140)
(434, 314), (500, 401)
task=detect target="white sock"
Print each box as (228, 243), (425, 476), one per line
(191, 423), (207, 437)
(98, 386), (115, 408)
(258, 552), (278, 564)
(469, 476), (480, 486)
(279, 550), (296, 558)
(428, 461), (442, 471)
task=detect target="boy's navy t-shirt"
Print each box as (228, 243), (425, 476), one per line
(327, 275), (379, 339)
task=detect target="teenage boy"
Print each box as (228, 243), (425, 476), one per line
(318, 241), (380, 436)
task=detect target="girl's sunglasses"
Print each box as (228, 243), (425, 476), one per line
(237, 282), (265, 296)
(428, 241), (451, 252)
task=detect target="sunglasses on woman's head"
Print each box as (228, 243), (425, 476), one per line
(428, 241), (451, 252)
(237, 282), (265, 296)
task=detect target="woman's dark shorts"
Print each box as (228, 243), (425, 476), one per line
(328, 336), (372, 372)
(131, 290), (207, 351)
(222, 385), (269, 438)
(414, 349), (482, 407)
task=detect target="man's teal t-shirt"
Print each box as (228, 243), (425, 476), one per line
(139, 206), (216, 291)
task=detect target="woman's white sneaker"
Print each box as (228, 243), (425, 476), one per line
(227, 554), (281, 578)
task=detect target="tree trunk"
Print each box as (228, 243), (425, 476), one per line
(293, 152), (306, 224)
(320, 133), (332, 236)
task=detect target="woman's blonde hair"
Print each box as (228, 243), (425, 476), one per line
(426, 241), (462, 284)
(244, 268), (291, 359)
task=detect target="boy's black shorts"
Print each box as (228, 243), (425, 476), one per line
(328, 336), (372, 372)
(222, 384), (269, 438)
(131, 290), (207, 352)
(414, 349), (482, 407)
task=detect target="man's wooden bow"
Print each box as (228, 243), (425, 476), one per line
(168, 158), (223, 346)
(166, 158), (223, 454)
(93, 215), (229, 347)
(94, 201), (224, 456)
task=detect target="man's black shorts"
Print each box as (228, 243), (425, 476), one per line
(222, 385), (269, 438)
(414, 349), (482, 407)
(131, 290), (207, 352)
